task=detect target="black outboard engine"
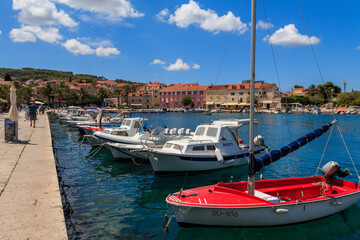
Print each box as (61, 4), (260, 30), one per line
(321, 161), (351, 180)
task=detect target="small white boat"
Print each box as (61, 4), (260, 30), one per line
(148, 119), (265, 172)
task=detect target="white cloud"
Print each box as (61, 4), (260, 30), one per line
(151, 59), (166, 65)
(62, 38), (120, 57)
(0, 30), (2, 35)
(256, 20), (274, 30)
(156, 8), (169, 22)
(95, 46), (120, 57)
(192, 63), (200, 69)
(10, 25), (62, 43)
(13, 0), (77, 27)
(263, 24), (320, 46)
(10, 28), (36, 42)
(160, 0), (248, 34)
(56, 0), (144, 20)
(356, 46), (360, 50)
(165, 58), (190, 71)
(62, 39), (95, 55)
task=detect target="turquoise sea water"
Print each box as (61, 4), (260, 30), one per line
(50, 113), (360, 239)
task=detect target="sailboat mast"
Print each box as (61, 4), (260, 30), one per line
(247, 0), (257, 195)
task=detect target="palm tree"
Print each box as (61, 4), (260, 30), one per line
(97, 87), (109, 106)
(113, 88), (123, 108)
(79, 87), (90, 101)
(41, 82), (54, 105)
(306, 84), (318, 96)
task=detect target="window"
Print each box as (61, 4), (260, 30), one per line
(161, 97), (164, 101)
(174, 145), (184, 151)
(182, 91), (185, 95)
(210, 97), (213, 101)
(134, 121), (140, 128)
(200, 91), (204, 94)
(207, 145), (216, 151)
(206, 127), (218, 137)
(175, 92), (177, 95)
(171, 98), (173, 101)
(194, 91), (197, 95)
(231, 92), (235, 96)
(193, 145), (205, 151)
(164, 143), (172, 148)
(112, 131), (128, 136)
(221, 128), (233, 141)
(195, 127), (205, 136)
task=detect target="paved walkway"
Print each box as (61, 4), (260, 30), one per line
(0, 113), (67, 239)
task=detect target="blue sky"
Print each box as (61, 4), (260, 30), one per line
(0, 0), (359, 92)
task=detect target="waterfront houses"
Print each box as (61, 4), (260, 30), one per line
(160, 83), (208, 108)
(206, 81), (281, 109)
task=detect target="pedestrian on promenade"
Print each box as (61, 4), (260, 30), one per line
(28, 101), (38, 128)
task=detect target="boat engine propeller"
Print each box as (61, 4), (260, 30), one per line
(321, 161), (351, 180)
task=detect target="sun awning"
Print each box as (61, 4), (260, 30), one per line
(131, 104), (142, 106)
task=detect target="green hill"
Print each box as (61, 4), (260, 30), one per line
(0, 67), (141, 84)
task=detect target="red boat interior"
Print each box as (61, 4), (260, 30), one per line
(215, 176), (359, 203)
(169, 176), (359, 206)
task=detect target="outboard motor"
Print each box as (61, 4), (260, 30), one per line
(321, 161), (351, 180)
(254, 135), (265, 147)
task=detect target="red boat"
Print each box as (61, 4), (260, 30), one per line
(167, 175), (360, 227)
(165, 0), (360, 227)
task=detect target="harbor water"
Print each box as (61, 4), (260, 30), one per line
(50, 112), (360, 239)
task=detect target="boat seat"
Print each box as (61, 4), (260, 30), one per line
(178, 128), (185, 135)
(253, 190), (284, 203)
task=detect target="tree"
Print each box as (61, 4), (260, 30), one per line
(97, 87), (110, 106)
(246, 95), (259, 106)
(113, 88), (123, 108)
(181, 96), (193, 107)
(337, 91), (360, 106)
(4, 73), (11, 81)
(79, 87), (90, 101)
(294, 85), (304, 88)
(306, 84), (318, 96)
(0, 85), (10, 102)
(40, 82), (54, 105)
(316, 82), (341, 102)
(17, 86), (33, 104)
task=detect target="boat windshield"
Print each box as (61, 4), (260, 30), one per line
(206, 127), (218, 137)
(195, 127), (206, 136)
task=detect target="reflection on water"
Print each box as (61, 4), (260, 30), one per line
(50, 113), (360, 239)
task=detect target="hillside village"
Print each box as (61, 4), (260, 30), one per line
(0, 68), (358, 110)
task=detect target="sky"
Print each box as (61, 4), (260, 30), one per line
(0, 0), (359, 92)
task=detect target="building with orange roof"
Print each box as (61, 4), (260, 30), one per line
(291, 87), (307, 96)
(160, 83), (208, 108)
(206, 81), (280, 109)
(137, 81), (166, 107)
(0, 80), (13, 86)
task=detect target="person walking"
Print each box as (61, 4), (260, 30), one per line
(28, 101), (38, 128)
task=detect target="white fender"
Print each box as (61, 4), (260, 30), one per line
(215, 148), (224, 163)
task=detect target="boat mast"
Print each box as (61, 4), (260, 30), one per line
(247, 0), (256, 195)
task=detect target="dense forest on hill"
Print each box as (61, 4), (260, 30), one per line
(0, 67), (140, 84)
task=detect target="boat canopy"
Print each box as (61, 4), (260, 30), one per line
(252, 121), (334, 174)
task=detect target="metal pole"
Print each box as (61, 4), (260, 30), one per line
(247, 0), (256, 195)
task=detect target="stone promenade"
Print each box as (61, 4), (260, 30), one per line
(0, 113), (67, 239)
